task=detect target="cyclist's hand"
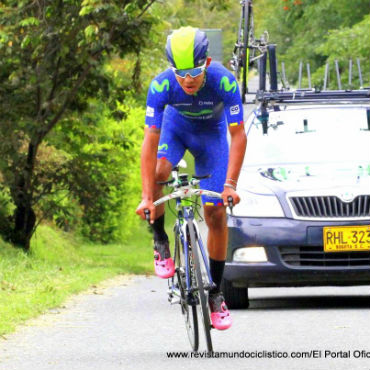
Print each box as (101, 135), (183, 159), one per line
(136, 199), (156, 224)
(221, 187), (240, 207)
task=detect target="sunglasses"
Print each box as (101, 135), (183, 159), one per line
(172, 62), (207, 78)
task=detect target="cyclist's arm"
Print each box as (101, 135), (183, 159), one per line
(137, 72), (170, 221)
(141, 127), (160, 202)
(227, 123), (247, 184)
(220, 124), (246, 206)
(219, 69), (246, 203)
(136, 127), (160, 223)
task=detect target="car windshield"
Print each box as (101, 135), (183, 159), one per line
(245, 106), (370, 167)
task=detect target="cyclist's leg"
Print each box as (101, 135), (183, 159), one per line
(189, 126), (232, 330)
(153, 159), (172, 220)
(197, 147), (228, 291)
(151, 158), (172, 248)
(190, 127), (229, 263)
(152, 108), (186, 278)
(203, 208), (232, 330)
(151, 158), (175, 279)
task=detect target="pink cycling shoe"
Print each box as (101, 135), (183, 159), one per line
(209, 292), (232, 330)
(153, 240), (175, 279)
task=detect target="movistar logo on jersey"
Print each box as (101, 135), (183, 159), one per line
(220, 76), (237, 93)
(151, 79), (170, 94)
(181, 109), (213, 117)
(158, 143), (168, 151)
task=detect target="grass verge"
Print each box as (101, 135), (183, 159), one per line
(0, 223), (153, 336)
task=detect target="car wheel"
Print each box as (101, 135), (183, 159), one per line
(221, 279), (249, 309)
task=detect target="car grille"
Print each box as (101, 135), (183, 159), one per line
(289, 195), (370, 219)
(279, 246), (370, 267)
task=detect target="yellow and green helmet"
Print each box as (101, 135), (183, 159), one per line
(165, 26), (209, 69)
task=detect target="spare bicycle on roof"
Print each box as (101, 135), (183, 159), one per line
(253, 44), (370, 134)
(230, 0), (269, 103)
(230, 0), (370, 109)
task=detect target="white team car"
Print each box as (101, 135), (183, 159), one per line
(223, 100), (370, 308)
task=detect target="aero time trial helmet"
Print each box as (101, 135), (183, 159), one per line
(165, 26), (209, 70)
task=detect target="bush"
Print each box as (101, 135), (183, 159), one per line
(48, 97), (145, 243)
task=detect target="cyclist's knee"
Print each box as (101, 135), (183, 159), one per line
(204, 206), (226, 230)
(155, 158), (172, 182)
(153, 159), (172, 199)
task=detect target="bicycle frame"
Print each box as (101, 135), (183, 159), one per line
(174, 200), (213, 297)
(153, 179), (223, 294)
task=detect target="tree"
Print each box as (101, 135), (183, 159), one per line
(151, 0), (238, 66)
(313, 14), (370, 89)
(253, 0), (370, 85)
(0, 0), (157, 250)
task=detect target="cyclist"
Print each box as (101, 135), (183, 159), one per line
(136, 26), (247, 330)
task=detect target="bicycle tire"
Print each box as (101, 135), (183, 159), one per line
(233, 9), (244, 81)
(233, 46), (242, 82)
(174, 225), (199, 351)
(242, 1), (251, 103)
(187, 219), (213, 353)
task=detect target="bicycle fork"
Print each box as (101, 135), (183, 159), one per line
(167, 209), (216, 305)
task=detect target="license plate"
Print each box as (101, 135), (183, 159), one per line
(324, 225), (370, 252)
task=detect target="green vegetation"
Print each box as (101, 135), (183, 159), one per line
(0, 0), (237, 251)
(254, 0), (370, 88)
(0, 0), (158, 249)
(0, 223), (152, 335)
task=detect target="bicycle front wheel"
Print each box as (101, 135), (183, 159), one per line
(187, 220), (213, 353)
(174, 226), (199, 351)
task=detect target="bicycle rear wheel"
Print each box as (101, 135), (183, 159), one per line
(233, 8), (244, 82)
(187, 220), (213, 353)
(173, 225), (199, 351)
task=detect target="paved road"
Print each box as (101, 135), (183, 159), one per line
(1, 274), (370, 370)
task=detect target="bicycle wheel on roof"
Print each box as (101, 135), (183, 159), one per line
(242, 0), (253, 103)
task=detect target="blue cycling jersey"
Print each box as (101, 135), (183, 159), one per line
(145, 62), (244, 129)
(144, 62), (244, 206)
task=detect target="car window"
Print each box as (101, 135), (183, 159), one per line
(245, 107), (370, 166)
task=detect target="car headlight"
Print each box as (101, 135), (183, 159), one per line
(233, 246), (268, 263)
(230, 189), (285, 217)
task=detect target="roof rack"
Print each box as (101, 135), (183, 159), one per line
(254, 45), (370, 106)
(256, 89), (370, 106)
